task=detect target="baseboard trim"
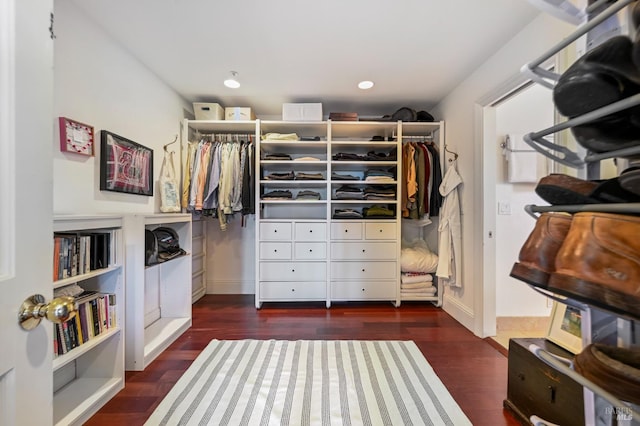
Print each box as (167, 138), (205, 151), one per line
(442, 294), (475, 334)
(207, 280), (254, 295)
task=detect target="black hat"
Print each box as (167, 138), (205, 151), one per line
(416, 111), (435, 122)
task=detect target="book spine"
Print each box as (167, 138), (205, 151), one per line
(56, 323), (67, 355)
(74, 310), (84, 346)
(90, 299), (100, 337)
(108, 294), (116, 328)
(61, 321), (72, 352)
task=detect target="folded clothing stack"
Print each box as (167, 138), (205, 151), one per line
(400, 272), (436, 295)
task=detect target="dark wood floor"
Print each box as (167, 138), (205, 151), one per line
(85, 295), (519, 426)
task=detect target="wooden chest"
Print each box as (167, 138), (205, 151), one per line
(504, 337), (584, 426)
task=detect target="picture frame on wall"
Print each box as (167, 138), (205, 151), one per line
(59, 117), (95, 156)
(100, 130), (153, 196)
(546, 301), (584, 354)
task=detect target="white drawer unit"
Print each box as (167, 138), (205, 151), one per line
(330, 222), (363, 240)
(294, 242), (326, 260)
(259, 242), (292, 260)
(331, 242), (396, 260)
(331, 281), (396, 300)
(260, 261), (327, 281)
(365, 222), (396, 239)
(295, 222), (326, 241)
(260, 222), (292, 240)
(260, 281), (327, 300)
(331, 261), (396, 280)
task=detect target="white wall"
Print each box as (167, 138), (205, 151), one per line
(431, 13), (574, 334)
(205, 216), (256, 294)
(495, 84), (552, 317)
(53, 0), (191, 215)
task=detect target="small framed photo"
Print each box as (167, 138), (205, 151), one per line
(546, 301), (584, 354)
(100, 130), (153, 196)
(59, 117), (95, 156)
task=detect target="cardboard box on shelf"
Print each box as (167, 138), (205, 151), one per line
(225, 107), (256, 121)
(193, 103), (224, 120)
(282, 103), (323, 121)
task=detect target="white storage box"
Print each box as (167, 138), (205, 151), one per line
(225, 107), (256, 121)
(282, 103), (323, 121)
(193, 103), (224, 120)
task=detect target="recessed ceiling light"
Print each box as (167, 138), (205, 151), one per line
(224, 71), (241, 89)
(358, 80), (374, 90)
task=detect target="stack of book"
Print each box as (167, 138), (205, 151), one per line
(53, 291), (117, 357)
(53, 231), (112, 280)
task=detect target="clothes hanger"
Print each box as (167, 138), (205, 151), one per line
(164, 134), (178, 153)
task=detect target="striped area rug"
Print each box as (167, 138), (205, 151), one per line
(146, 340), (472, 426)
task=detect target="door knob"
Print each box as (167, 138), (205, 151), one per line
(18, 294), (77, 330)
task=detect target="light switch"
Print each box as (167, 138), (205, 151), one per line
(498, 201), (511, 215)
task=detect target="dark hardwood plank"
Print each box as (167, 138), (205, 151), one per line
(85, 295), (519, 426)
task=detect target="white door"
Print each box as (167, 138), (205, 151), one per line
(0, 0), (54, 424)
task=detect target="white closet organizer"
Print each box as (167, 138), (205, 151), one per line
(328, 121), (401, 306)
(123, 213), (192, 371)
(52, 215), (124, 426)
(258, 121), (330, 307)
(191, 216), (207, 303)
(182, 118), (445, 309)
(400, 122), (445, 306)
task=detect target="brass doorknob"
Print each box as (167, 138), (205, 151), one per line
(18, 294), (77, 330)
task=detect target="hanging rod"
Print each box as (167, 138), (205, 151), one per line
(525, 203), (640, 219)
(521, 0), (634, 88)
(523, 93), (640, 168)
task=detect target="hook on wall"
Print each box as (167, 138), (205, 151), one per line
(444, 144), (458, 162)
(164, 134), (178, 153)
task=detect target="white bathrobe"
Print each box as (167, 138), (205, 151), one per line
(436, 161), (462, 287)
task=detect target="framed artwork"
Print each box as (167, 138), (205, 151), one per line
(100, 130), (153, 196)
(59, 117), (95, 156)
(546, 301), (584, 354)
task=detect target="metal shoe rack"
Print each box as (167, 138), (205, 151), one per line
(517, 0), (640, 425)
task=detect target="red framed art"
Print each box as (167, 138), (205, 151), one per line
(59, 117), (95, 156)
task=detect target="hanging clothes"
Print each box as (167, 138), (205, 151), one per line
(401, 140), (443, 220)
(436, 160), (462, 287)
(184, 134), (254, 230)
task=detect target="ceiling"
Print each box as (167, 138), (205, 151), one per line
(70, 0), (542, 119)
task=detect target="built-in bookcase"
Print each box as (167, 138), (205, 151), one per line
(52, 215), (125, 426)
(123, 213), (192, 371)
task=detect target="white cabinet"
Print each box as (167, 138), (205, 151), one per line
(330, 221), (398, 303)
(183, 119), (444, 308)
(255, 121), (330, 307)
(123, 214), (192, 371)
(52, 215), (125, 426)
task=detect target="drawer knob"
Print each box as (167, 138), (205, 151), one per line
(291, 288), (295, 292)
(361, 288), (365, 292)
(344, 230), (348, 233)
(379, 229), (382, 232)
(309, 230), (313, 233)
(362, 249), (365, 252)
(362, 269), (365, 272)
(274, 249), (277, 252)
(274, 230), (277, 233)
(292, 269), (295, 272)
(309, 249), (313, 252)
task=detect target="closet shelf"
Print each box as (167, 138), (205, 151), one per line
(529, 343), (640, 420)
